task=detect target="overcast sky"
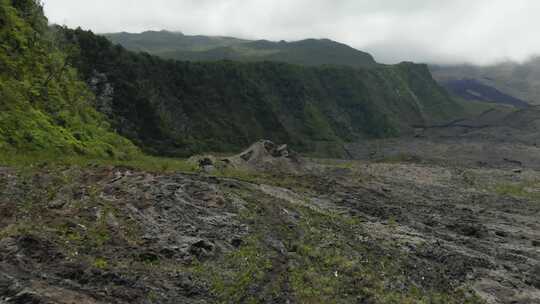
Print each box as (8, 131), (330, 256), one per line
(43, 0), (540, 65)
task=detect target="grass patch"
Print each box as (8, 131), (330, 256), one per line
(310, 158), (360, 169)
(376, 153), (421, 164)
(211, 167), (314, 191)
(455, 98), (517, 118)
(93, 257), (108, 269)
(194, 237), (273, 303)
(0, 151), (197, 173)
(495, 181), (540, 200)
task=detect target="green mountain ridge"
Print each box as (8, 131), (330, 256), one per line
(105, 31), (377, 68)
(108, 31), (540, 110)
(104, 30), (249, 53)
(66, 28), (461, 157)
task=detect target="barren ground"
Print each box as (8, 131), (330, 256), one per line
(1, 144), (539, 303)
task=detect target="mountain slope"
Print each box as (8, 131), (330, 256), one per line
(439, 79), (529, 109)
(106, 31), (377, 68)
(64, 28), (461, 157)
(104, 30), (249, 53)
(0, 0), (137, 157)
(431, 59), (540, 106)
(158, 38), (378, 69)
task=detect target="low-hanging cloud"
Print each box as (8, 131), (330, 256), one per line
(43, 0), (540, 65)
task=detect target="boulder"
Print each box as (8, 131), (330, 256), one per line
(189, 140), (310, 174)
(227, 140), (305, 173)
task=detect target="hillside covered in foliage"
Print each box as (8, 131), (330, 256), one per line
(105, 31), (378, 69)
(65, 28), (462, 156)
(0, 0), (138, 158)
(0, 0), (463, 158)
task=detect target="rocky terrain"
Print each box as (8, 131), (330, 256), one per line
(346, 106), (540, 170)
(1, 141), (539, 303)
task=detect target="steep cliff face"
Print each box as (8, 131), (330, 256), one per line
(0, 0), (459, 159)
(63, 28), (462, 157)
(0, 0), (138, 158)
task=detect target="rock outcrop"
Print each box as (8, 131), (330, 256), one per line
(227, 140), (304, 172)
(190, 140), (309, 174)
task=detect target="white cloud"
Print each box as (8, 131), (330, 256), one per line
(42, 0), (540, 65)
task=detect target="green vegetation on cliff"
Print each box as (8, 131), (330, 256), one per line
(0, 0), (462, 159)
(0, 0), (138, 158)
(64, 28), (462, 157)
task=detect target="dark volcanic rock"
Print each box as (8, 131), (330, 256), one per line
(0, 159), (539, 303)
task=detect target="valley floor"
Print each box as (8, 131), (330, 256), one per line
(0, 151), (539, 303)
